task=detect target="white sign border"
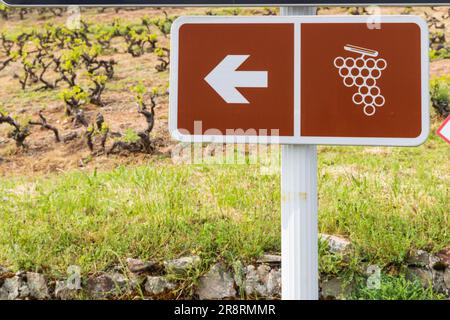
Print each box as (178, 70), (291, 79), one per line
(169, 15), (429, 146)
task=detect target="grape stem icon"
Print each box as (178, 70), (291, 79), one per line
(334, 44), (387, 117)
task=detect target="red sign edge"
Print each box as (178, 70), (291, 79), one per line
(437, 115), (450, 144)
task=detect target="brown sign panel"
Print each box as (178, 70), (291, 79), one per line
(169, 16), (429, 146)
(177, 23), (295, 137)
(301, 22), (422, 139)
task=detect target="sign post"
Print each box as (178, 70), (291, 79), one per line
(169, 14), (429, 300)
(280, 5), (318, 300)
(170, 16), (429, 146)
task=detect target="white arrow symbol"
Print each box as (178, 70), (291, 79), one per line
(204, 55), (268, 104)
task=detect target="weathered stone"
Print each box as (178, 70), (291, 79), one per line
(126, 258), (160, 274)
(406, 267), (433, 288)
(266, 269), (281, 297)
(0, 276), (20, 300)
(126, 258), (146, 272)
(54, 280), (79, 300)
(125, 272), (146, 291)
(110, 272), (128, 288)
(197, 263), (236, 300)
(15, 270), (26, 277)
(406, 250), (430, 267)
(18, 284), (30, 298)
(144, 276), (176, 296)
(432, 269), (449, 295)
(436, 248), (450, 269)
(257, 254), (281, 265)
(54, 281), (73, 300)
(244, 264), (271, 297)
(444, 268), (450, 290)
(87, 274), (115, 298)
(319, 234), (351, 254)
(320, 278), (353, 299)
(26, 272), (49, 299)
(164, 256), (201, 275)
(429, 254), (442, 270)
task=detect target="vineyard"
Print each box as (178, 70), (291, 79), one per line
(0, 6), (448, 175)
(0, 7), (177, 174)
(0, 6), (448, 300)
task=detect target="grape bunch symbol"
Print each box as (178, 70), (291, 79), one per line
(334, 45), (387, 117)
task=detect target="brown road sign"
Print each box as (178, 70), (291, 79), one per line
(169, 16), (429, 146)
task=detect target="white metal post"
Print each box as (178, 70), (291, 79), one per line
(280, 6), (319, 300)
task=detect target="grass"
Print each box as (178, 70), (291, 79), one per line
(319, 130), (450, 265)
(0, 125), (448, 281)
(0, 162), (280, 277)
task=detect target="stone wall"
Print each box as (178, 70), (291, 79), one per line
(1, 235), (448, 300)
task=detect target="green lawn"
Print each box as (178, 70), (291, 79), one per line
(0, 125), (448, 294)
